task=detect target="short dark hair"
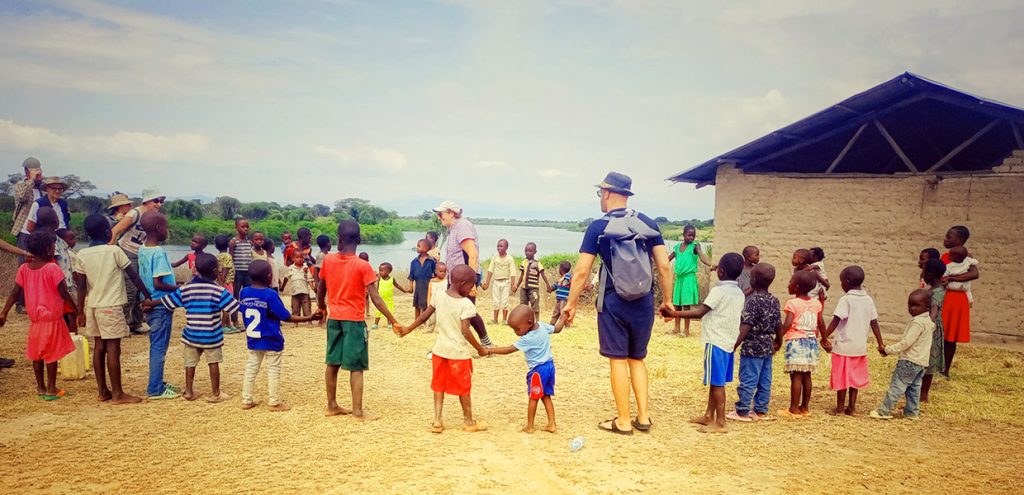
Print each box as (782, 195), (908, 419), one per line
(35, 206), (59, 231)
(683, 224), (696, 234)
(717, 252), (744, 281)
(793, 270), (818, 294)
(194, 253), (219, 279)
(923, 258), (946, 281)
(84, 214), (112, 242)
(921, 247), (941, 260)
(426, 231), (439, 242)
(338, 220), (361, 247)
(358, 252), (369, 261)
(263, 238), (274, 253)
(297, 227), (312, 240)
(559, 260), (572, 273)
(316, 234), (331, 249)
(193, 234), (208, 250)
(950, 225), (970, 243)
(234, 216), (248, 226)
(214, 234), (230, 251)
(140, 211), (167, 234)
(380, 262), (393, 272)
(750, 263), (776, 290)
(741, 245), (759, 258)
(248, 260), (273, 286)
(840, 265), (865, 286)
(26, 231), (54, 257)
(810, 247), (825, 261)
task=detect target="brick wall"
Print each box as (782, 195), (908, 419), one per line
(710, 162), (1024, 342)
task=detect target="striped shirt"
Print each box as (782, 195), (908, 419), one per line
(232, 238), (253, 272)
(161, 277), (240, 348)
(554, 273), (571, 300)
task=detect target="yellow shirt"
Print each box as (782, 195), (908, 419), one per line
(487, 254), (514, 280)
(72, 244), (132, 308)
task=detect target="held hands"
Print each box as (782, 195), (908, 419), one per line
(820, 339), (833, 353)
(0, 315), (6, 327)
(561, 303), (577, 327)
(77, 312), (87, 328)
(773, 340), (782, 352)
(658, 302), (676, 322)
(877, 344), (887, 357)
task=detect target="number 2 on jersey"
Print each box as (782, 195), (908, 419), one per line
(245, 308), (262, 338)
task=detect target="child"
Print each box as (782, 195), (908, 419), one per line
(72, 214), (152, 404)
(229, 217), (254, 296)
(281, 250), (313, 325)
(819, 266), (885, 416)
(155, 253), (239, 402)
(398, 264), (489, 433)
(137, 211), (181, 400)
(279, 231), (293, 255)
(727, 263), (781, 422)
(214, 234), (238, 332)
(870, 289), (935, 420)
(667, 225), (716, 337)
(0, 231), (79, 400)
(661, 253), (745, 433)
(481, 239), (515, 324)
(513, 242), (552, 321)
(426, 231), (440, 262)
(250, 231), (269, 263)
(373, 262), (410, 329)
(489, 304), (565, 433)
(240, 260), (322, 411)
(409, 239), (437, 321)
(313, 234), (332, 281)
(359, 251), (372, 319)
(807, 247), (831, 302)
(550, 261), (572, 326)
(921, 259), (946, 402)
(737, 245), (760, 297)
(172, 234), (208, 272)
(262, 237), (280, 291)
(285, 227), (315, 268)
(35, 207), (78, 334)
(918, 248), (941, 288)
(941, 244), (978, 377)
(778, 270), (825, 418)
(317, 221), (402, 420)
(426, 262), (448, 331)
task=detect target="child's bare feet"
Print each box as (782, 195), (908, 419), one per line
(827, 407), (844, 416)
(268, 403), (291, 412)
(798, 407), (811, 416)
(688, 415), (712, 426)
(462, 420), (488, 432)
(682, 330), (691, 337)
(353, 410), (379, 421)
(845, 407), (856, 416)
(111, 394), (142, 405)
(754, 412), (774, 421)
(698, 423), (728, 434)
(183, 391), (198, 401)
(98, 390), (113, 402)
(430, 423), (444, 433)
(522, 425), (535, 434)
(325, 405), (352, 416)
(242, 402), (259, 410)
(206, 392), (231, 403)
(543, 423), (557, 433)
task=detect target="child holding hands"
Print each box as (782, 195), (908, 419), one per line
(727, 263), (782, 422)
(870, 289), (935, 420)
(779, 270), (825, 418)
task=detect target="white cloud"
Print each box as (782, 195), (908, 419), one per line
(312, 144), (408, 170)
(536, 168), (573, 178)
(0, 118), (210, 162)
(475, 160), (507, 168)
(709, 89), (793, 147)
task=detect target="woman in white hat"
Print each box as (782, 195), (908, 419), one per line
(110, 188), (165, 334)
(433, 200), (493, 347)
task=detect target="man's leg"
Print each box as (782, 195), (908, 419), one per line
(627, 358), (649, 424)
(608, 358), (632, 430)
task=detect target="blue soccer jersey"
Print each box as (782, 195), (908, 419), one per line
(240, 286), (292, 352)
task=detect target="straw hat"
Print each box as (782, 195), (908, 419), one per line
(107, 193), (133, 212)
(40, 176), (68, 190)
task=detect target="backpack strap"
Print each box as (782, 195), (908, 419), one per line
(596, 262), (608, 313)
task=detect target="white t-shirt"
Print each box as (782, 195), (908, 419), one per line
(830, 289), (879, 357)
(72, 244), (132, 308)
(430, 290), (479, 360)
(808, 261), (828, 299)
(22, 200), (68, 234)
(945, 257), (978, 294)
(700, 281), (745, 352)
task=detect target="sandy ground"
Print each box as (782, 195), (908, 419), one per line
(1, 291), (1023, 494)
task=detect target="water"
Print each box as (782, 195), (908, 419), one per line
(163, 224), (585, 268)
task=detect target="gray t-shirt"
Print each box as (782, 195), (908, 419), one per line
(737, 266), (752, 294)
(444, 217), (478, 279)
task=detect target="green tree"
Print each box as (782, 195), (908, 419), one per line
(164, 199), (204, 220)
(61, 174), (96, 198)
(312, 203), (331, 217)
(215, 196), (242, 220)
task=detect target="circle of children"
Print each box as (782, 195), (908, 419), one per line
(0, 161), (979, 435)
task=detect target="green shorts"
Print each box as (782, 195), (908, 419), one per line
(326, 320), (369, 371)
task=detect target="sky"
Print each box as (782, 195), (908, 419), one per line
(1, 0), (1022, 221)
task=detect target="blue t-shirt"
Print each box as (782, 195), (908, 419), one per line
(137, 245), (175, 300)
(513, 322), (555, 369)
(409, 256), (437, 283)
(579, 208), (664, 293)
(240, 286), (292, 352)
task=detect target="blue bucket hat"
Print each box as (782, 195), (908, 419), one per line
(595, 171), (634, 196)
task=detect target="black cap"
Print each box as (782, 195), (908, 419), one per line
(595, 171), (634, 196)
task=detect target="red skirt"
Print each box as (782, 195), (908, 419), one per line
(26, 318), (75, 364)
(942, 290), (971, 343)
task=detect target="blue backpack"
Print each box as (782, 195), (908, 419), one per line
(596, 209), (660, 311)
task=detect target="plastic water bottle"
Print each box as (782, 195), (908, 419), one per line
(569, 436), (585, 452)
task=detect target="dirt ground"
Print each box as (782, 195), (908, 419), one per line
(1, 291), (1023, 494)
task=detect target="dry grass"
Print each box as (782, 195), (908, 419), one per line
(1, 291), (1023, 494)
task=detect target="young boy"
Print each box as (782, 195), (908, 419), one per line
(737, 245), (760, 297)
(550, 261), (572, 326)
(172, 234), (208, 271)
(229, 217), (253, 330)
(489, 304), (565, 433)
(513, 242), (552, 321)
(726, 263), (781, 422)
(426, 231), (440, 262)
(241, 260), (321, 411)
(662, 253), (745, 433)
(819, 266), (885, 416)
(409, 239), (437, 320)
(481, 239), (515, 324)
(281, 250), (312, 325)
(137, 211), (181, 400)
(285, 227), (314, 268)
(870, 289), (935, 420)
(72, 214), (152, 404)
(398, 264), (489, 433)
(373, 262), (409, 329)
(313, 234), (332, 281)
(155, 253), (239, 402)
(426, 262), (448, 331)
(317, 221), (402, 420)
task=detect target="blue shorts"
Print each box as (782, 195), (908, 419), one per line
(703, 344), (734, 387)
(526, 360), (555, 399)
(597, 291), (654, 360)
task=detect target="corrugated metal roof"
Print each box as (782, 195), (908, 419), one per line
(669, 72), (1024, 185)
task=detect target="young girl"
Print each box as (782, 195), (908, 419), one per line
(173, 234), (208, 272)
(426, 263), (448, 332)
(281, 250), (312, 326)
(921, 259), (946, 402)
(0, 231), (79, 400)
(807, 247), (831, 302)
(250, 231), (269, 263)
(918, 248), (941, 288)
(941, 230), (978, 377)
(550, 261), (572, 326)
(373, 262), (409, 329)
(667, 225), (715, 336)
(778, 270), (825, 419)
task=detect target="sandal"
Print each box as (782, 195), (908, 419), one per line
(598, 418), (633, 435)
(462, 420), (488, 433)
(631, 417), (652, 432)
(430, 424), (445, 434)
(725, 411), (753, 423)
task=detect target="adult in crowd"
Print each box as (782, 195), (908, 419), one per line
(21, 176), (70, 234)
(432, 201), (493, 347)
(561, 172), (674, 435)
(110, 188), (165, 334)
(106, 193), (134, 227)
(8, 157), (44, 317)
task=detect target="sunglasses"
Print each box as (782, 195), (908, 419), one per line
(595, 189), (605, 197)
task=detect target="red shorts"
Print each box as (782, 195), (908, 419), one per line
(431, 354), (472, 396)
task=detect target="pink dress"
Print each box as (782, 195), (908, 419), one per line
(17, 263), (74, 363)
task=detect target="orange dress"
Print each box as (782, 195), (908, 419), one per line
(17, 263), (74, 363)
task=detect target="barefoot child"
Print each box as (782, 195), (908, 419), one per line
(667, 225), (716, 336)
(489, 304), (565, 433)
(426, 263), (448, 331)
(481, 239), (515, 324)
(0, 231), (79, 400)
(737, 245), (760, 297)
(409, 239), (437, 321)
(229, 218), (253, 330)
(778, 270), (825, 418)
(373, 262), (409, 329)
(250, 231), (268, 263)
(138, 212), (181, 400)
(398, 264), (489, 433)
(921, 259), (946, 402)
(727, 263), (781, 422)
(513, 242), (552, 322)
(317, 221), (402, 420)
(72, 214), (152, 404)
(240, 260), (322, 411)
(550, 261), (572, 326)
(661, 253), (745, 433)
(819, 266), (885, 416)
(870, 289), (935, 420)
(152, 253), (239, 402)
(214, 234), (238, 332)
(172, 234), (208, 272)
(281, 250), (312, 326)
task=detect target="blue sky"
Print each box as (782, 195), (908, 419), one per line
(1, 0), (1022, 220)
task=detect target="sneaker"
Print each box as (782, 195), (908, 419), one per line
(149, 387), (180, 400)
(869, 410), (893, 420)
(0, 357), (15, 368)
(165, 383), (181, 393)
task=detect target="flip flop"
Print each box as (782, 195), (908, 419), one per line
(631, 417), (652, 432)
(40, 394), (62, 401)
(725, 411), (753, 422)
(598, 418), (633, 435)
(777, 409), (803, 419)
(462, 420), (487, 432)
(430, 424), (445, 434)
